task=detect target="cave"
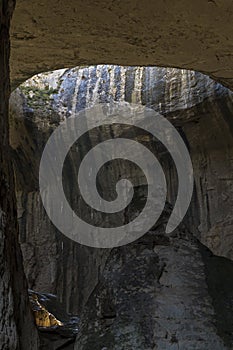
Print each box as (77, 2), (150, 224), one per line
(1, 1), (233, 350)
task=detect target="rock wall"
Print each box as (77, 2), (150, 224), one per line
(0, 1), (39, 349)
(10, 0), (233, 90)
(9, 66), (233, 323)
(75, 210), (233, 349)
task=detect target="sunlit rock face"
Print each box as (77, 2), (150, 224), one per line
(9, 65), (233, 336)
(29, 292), (63, 327)
(29, 290), (79, 349)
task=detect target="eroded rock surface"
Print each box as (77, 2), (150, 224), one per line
(29, 290), (79, 349)
(9, 65), (233, 348)
(0, 1), (39, 349)
(10, 0), (233, 90)
(75, 210), (233, 349)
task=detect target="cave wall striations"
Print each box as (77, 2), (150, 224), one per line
(9, 65), (233, 319)
(0, 1), (39, 349)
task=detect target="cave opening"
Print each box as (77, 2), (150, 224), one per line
(1, 0), (233, 349)
(7, 63), (233, 349)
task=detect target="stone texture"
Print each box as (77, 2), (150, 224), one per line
(2, 0), (233, 348)
(0, 1), (39, 349)
(75, 210), (233, 349)
(29, 290), (79, 349)
(10, 0), (233, 90)
(9, 64), (233, 346)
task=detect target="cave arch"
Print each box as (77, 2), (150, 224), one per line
(10, 0), (233, 90)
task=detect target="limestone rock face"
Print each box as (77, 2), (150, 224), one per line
(74, 212), (233, 349)
(29, 291), (63, 328)
(9, 65), (233, 347)
(10, 0), (233, 90)
(0, 1), (39, 349)
(29, 290), (79, 349)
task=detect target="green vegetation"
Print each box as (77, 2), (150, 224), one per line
(19, 85), (58, 110)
